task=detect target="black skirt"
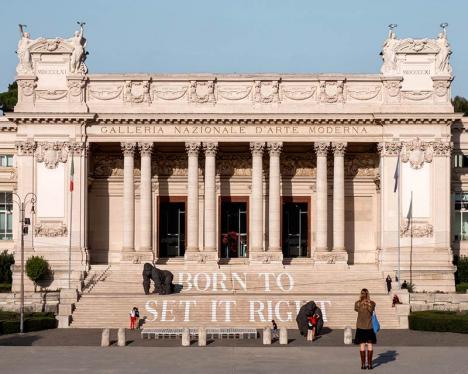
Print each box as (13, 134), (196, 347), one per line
(354, 328), (377, 344)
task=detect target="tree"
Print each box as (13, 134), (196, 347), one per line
(26, 256), (50, 291)
(0, 82), (18, 113)
(452, 96), (468, 116)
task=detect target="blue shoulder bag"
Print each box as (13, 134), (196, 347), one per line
(372, 311), (380, 333)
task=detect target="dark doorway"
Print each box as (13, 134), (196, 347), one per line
(220, 200), (248, 258)
(159, 200), (185, 257)
(282, 201), (309, 257)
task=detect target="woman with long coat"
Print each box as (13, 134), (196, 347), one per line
(354, 288), (376, 370)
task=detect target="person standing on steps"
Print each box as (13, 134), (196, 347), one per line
(129, 307), (137, 330)
(354, 288), (376, 370)
(386, 275), (392, 294)
(134, 307), (140, 329)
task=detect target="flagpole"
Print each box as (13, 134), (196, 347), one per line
(410, 190), (413, 286)
(68, 156), (74, 289)
(397, 151), (401, 289)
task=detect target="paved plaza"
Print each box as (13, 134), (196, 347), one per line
(0, 329), (467, 373)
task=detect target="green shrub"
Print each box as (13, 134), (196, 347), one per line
(0, 320), (20, 335)
(456, 283), (468, 293)
(25, 256), (50, 291)
(0, 283), (11, 293)
(0, 311), (57, 334)
(456, 256), (468, 284)
(409, 311), (468, 334)
(0, 250), (14, 283)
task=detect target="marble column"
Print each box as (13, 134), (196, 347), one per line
(121, 142), (137, 252)
(138, 142), (153, 252)
(250, 142), (265, 253)
(268, 142), (282, 253)
(314, 142), (329, 252)
(185, 142), (200, 253)
(203, 142), (218, 253)
(332, 142), (347, 252)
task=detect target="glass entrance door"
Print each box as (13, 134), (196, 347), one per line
(282, 202), (308, 257)
(220, 201), (248, 258)
(159, 201), (185, 257)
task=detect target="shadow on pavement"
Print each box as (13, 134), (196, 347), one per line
(0, 334), (42, 346)
(373, 350), (398, 368)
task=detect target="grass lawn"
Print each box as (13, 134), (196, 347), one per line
(455, 282), (468, 293)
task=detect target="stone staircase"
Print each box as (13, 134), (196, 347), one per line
(70, 264), (405, 329)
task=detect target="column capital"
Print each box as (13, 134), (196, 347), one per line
(432, 140), (452, 157)
(377, 141), (402, 157)
(203, 142), (218, 156)
(185, 142), (201, 156)
(138, 142), (153, 156)
(250, 142), (265, 156)
(69, 141), (89, 157)
(331, 142), (347, 157)
(15, 140), (36, 156)
(267, 142), (283, 156)
(121, 142), (137, 156)
(314, 142), (330, 157)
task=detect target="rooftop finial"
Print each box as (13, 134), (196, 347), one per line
(440, 22), (448, 35)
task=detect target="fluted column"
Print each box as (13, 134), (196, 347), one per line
(332, 142), (347, 252)
(185, 142), (200, 253)
(139, 142), (153, 252)
(268, 142), (282, 253)
(314, 142), (329, 252)
(203, 142), (218, 253)
(121, 142), (136, 252)
(250, 142), (265, 253)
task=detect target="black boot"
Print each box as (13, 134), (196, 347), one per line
(367, 350), (373, 370)
(360, 351), (366, 370)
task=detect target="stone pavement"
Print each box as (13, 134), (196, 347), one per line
(0, 328), (467, 347)
(1, 346), (468, 374)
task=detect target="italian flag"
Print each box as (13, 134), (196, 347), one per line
(69, 157), (74, 192)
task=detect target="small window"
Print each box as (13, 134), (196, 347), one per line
(0, 155), (13, 167)
(0, 192), (13, 240)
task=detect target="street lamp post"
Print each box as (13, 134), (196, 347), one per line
(10, 192), (36, 334)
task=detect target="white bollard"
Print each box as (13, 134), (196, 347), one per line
(344, 326), (353, 345)
(101, 328), (110, 347)
(263, 327), (272, 345)
(198, 327), (207, 347)
(279, 328), (288, 345)
(117, 327), (126, 347)
(182, 328), (190, 347)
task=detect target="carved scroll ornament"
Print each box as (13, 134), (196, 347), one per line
(400, 138), (433, 169)
(35, 142), (69, 169)
(34, 222), (68, 237)
(253, 81), (279, 103)
(400, 221), (433, 238)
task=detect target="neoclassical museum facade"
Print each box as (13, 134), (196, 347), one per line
(0, 26), (464, 292)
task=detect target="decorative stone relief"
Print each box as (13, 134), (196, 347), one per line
(88, 85), (123, 100)
(185, 142), (201, 156)
(383, 80), (401, 98)
(203, 142), (218, 156)
(68, 79), (85, 97)
(138, 142), (153, 156)
(17, 79), (36, 96)
(189, 81), (215, 103)
(92, 154), (124, 177)
(319, 81), (344, 103)
(253, 81), (279, 103)
(153, 153), (188, 176)
(280, 154), (315, 177)
(377, 142), (402, 157)
(331, 142), (347, 156)
(69, 141), (87, 156)
(121, 142), (137, 156)
(217, 85), (252, 100)
(250, 142), (265, 155)
(433, 80), (451, 97)
(401, 138), (433, 169)
(267, 142), (283, 156)
(217, 153), (251, 176)
(347, 86), (381, 101)
(402, 91), (433, 101)
(432, 141), (452, 157)
(400, 221), (433, 238)
(314, 142), (330, 156)
(35, 142), (70, 169)
(345, 154), (378, 177)
(15, 140), (36, 156)
(36, 90), (68, 101)
(153, 86), (187, 101)
(281, 86), (316, 101)
(124, 81), (152, 104)
(34, 222), (68, 237)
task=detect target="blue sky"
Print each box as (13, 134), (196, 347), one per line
(1, 0), (467, 95)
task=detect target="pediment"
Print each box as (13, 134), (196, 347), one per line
(395, 38), (440, 54)
(29, 38), (74, 54)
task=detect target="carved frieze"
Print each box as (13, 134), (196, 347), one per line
(400, 221), (433, 238)
(15, 141), (36, 156)
(253, 81), (279, 103)
(217, 153), (251, 176)
(344, 154), (378, 177)
(402, 91), (433, 101)
(401, 138), (433, 169)
(347, 86), (381, 101)
(36, 90), (68, 100)
(432, 141), (452, 157)
(17, 79), (36, 96)
(35, 142), (69, 168)
(319, 81), (344, 103)
(189, 81), (215, 103)
(377, 142), (402, 157)
(153, 86), (187, 101)
(383, 80), (401, 98)
(280, 153), (315, 177)
(217, 85), (252, 101)
(124, 81), (152, 104)
(153, 153), (188, 176)
(281, 86), (316, 101)
(34, 222), (67, 237)
(88, 85), (123, 100)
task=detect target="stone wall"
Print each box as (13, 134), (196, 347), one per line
(410, 292), (468, 312)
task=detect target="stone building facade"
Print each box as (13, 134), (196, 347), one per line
(0, 26), (462, 294)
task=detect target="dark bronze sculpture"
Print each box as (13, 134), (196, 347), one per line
(296, 301), (324, 336)
(142, 263), (175, 295)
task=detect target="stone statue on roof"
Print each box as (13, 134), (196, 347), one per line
(380, 25), (398, 75)
(436, 24), (452, 75)
(67, 22), (87, 74)
(16, 24), (42, 75)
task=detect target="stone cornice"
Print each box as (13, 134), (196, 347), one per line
(5, 113), (96, 125)
(373, 113), (461, 126)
